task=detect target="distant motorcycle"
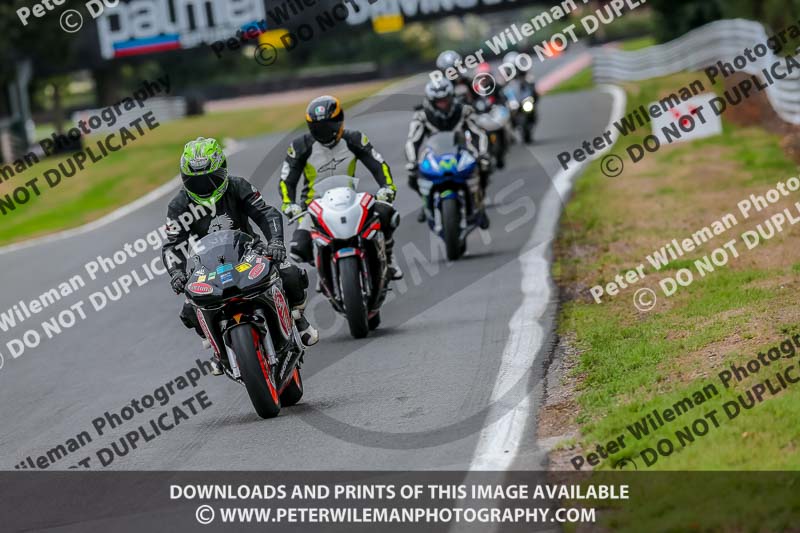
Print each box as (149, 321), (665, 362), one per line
(293, 176), (391, 339)
(185, 230), (305, 419)
(417, 131), (488, 261)
(473, 95), (512, 169)
(503, 79), (537, 144)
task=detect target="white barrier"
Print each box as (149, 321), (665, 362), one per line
(593, 19), (800, 124)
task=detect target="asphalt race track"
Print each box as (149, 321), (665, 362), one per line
(0, 49), (614, 472)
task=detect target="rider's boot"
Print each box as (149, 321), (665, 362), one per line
(292, 299), (319, 347)
(386, 239), (404, 280)
(200, 338), (224, 376)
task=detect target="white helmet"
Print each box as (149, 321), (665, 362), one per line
(423, 78), (456, 122)
(503, 51), (519, 66)
(436, 50), (462, 71)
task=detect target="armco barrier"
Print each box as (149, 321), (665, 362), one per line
(593, 19), (800, 124)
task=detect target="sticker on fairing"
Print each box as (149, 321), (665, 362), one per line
(216, 264), (233, 274)
(272, 285), (292, 338)
(208, 272), (216, 280)
(188, 282), (213, 294)
(248, 262), (266, 280)
(235, 262), (252, 272)
(221, 272), (233, 284)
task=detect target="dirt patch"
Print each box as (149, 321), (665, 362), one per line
(537, 332), (582, 470)
(723, 72), (800, 165)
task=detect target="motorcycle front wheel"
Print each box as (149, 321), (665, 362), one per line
(339, 256), (370, 338)
(441, 197), (463, 261)
(230, 324), (281, 419)
(279, 368), (304, 407)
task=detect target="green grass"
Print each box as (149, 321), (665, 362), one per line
(620, 36), (656, 51)
(0, 81), (391, 246)
(548, 66), (594, 94)
(555, 69), (800, 529)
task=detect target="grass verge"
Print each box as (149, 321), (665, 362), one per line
(549, 70), (800, 529)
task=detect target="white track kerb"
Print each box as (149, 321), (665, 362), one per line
(469, 84), (627, 470)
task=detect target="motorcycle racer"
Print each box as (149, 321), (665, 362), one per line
(279, 95), (403, 280)
(436, 50), (477, 105)
(405, 78), (491, 224)
(163, 137), (319, 374)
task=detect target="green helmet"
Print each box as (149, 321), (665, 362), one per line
(180, 137), (228, 207)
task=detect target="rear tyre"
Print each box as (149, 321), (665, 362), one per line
(230, 325), (281, 419)
(339, 256), (369, 338)
(368, 311), (381, 330)
(279, 368), (304, 407)
(441, 198), (463, 261)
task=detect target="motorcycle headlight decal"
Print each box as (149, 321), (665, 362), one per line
(457, 151), (477, 172)
(422, 152), (439, 174)
(187, 282), (213, 294)
(248, 262), (266, 280)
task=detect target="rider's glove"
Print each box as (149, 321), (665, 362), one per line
(376, 187), (396, 203)
(170, 271), (188, 294)
(282, 203), (303, 218)
(265, 240), (287, 263)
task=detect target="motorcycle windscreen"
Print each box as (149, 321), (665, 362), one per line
(192, 230), (254, 270)
(418, 132), (475, 179)
(419, 131), (462, 162)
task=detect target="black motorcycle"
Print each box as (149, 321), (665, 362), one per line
(504, 79), (537, 144)
(184, 230), (305, 419)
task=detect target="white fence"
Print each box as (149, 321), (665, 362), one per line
(70, 97), (188, 134)
(593, 19), (800, 124)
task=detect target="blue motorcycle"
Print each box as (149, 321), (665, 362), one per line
(417, 132), (489, 260)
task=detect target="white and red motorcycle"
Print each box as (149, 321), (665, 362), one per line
(293, 176), (391, 339)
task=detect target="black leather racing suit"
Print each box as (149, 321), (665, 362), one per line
(278, 130), (399, 264)
(405, 102), (490, 192)
(162, 175), (308, 335)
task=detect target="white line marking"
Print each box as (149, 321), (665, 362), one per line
(468, 84), (627, 470)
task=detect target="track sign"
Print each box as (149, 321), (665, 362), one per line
(372, 14), (404, 34)
(652, 94), (722, 146)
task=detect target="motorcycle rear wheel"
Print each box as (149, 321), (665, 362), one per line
(339, 256), (370, 338)
(231, 324), (281, 419)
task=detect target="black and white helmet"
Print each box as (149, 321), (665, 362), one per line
(423, 79), (456, 122)
(436, 50), (462, 71)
